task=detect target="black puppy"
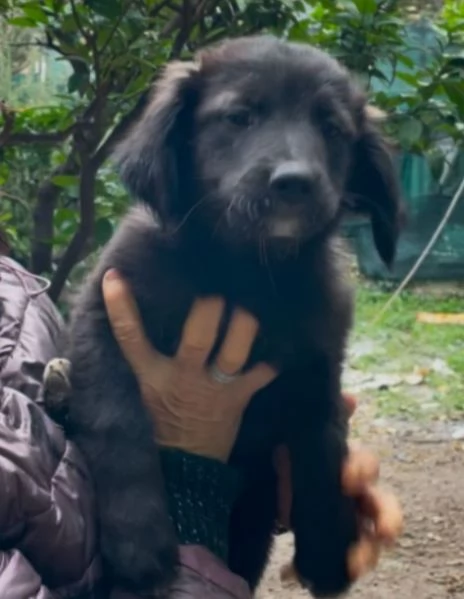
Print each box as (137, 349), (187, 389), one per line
(65, 36), (403, 597)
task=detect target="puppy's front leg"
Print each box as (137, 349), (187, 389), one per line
(67, 336), (178, 594)
(285, 360), (359, 597)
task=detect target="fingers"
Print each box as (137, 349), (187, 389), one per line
(102, 269), (160, 375)
(176, 297), (224, 367)
(359, 487), (403, 544)
(348, 534), (381, 580)
(342, 444), (380, 496)
(275, 439), (402, 586)
(273, 394), (358, 533)
(347, 488), (403, 581)
(104, 273), (265, 392)
(343, 393), (357, 419)
(345, 446), (403, 581)
(275, 437), (402, 585)
(215, 308), (259, 375)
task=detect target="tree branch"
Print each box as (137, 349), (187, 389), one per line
(1, 91), (106, 149)
(49, 153), (98, 302)
(1, 127), (75, 147)
(99, 0), (135, 56)
(0, 190), (29, 211)
(0, 101), (15, 146)
(17, 0), (229, 291)
(31, 149), (79, 274)
(0, 226), (10, 256)
(91, 0), (213, 167)
(91, 87), (151, 167)
(168, 0), (217, 57)
(0, 100), (78, 147)
(150, 0), (180, 21)
(70, 0), (90, 43)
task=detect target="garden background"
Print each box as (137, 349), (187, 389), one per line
(1, 1), (464, 596)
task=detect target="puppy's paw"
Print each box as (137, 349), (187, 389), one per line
(293, 495), (358, 597)
(280, 561), (299, 589)
(42, 358), (72, 423)
(101, 519), (178, 595)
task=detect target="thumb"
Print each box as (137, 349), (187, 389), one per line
(102, 269), (161, 376)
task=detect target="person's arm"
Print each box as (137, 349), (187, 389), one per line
(0, 386), (100, 599)
(102, 270), (403, 581)
(0, 550), (57, 599)
(160, 449), (241, 562)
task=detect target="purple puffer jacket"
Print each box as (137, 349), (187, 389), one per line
(0, 256), (251, 599)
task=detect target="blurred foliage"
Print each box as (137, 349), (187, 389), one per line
(353, 282), (464, 418)
(0, 0), (293, 301)
(289, 1), (464, 168)
(0, 0), (463, 302)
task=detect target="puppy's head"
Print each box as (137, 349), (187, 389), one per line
(115, 36), (403, 266)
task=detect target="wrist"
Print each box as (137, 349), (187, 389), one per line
(159, 440), (230, 464)
(159, 448), (242, 562)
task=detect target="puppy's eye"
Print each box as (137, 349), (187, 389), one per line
(225, 108), (253, 128)
(323, 121), (343, 138)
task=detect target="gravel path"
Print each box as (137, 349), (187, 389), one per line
(257, 402), (464, 598)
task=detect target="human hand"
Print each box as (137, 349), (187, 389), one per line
(102, 270), (402, 580)
(102, 269), (277, 462)
(277, 394), (403, 585)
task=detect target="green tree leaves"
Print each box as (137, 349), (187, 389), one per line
(0, 0), (463, 301)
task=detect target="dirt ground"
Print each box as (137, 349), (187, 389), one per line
(257, 401), (464, 599)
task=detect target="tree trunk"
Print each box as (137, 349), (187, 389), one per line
(48, 154), (98, 303)
(31, 153), (78, 274)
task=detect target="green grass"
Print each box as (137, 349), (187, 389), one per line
(350, 282), (464, 419)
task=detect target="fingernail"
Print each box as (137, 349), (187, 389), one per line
(104, 268), (120, 282)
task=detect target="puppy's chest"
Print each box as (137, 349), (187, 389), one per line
(139, 282), (326, 371)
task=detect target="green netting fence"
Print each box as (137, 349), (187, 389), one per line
(346, 20), (464, 281)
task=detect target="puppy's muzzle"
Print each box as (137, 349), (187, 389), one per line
(259, 161), (324, 240)
(269, 161), (322, 207)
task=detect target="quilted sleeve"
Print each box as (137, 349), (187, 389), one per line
(0, 550), (56, 599)
(0, 257), (102, 597)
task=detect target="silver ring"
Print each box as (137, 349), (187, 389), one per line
(209, 363), (238, 385)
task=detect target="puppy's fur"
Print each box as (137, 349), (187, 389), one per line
(66, 36), (403, 597)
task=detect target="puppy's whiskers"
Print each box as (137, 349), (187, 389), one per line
(170, 196), (208, 235)
(212, 205), (230, 239)
(259, 234), (276, 293)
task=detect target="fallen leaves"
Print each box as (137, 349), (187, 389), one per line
(416, 312), (464, 325)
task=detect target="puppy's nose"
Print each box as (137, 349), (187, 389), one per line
(269, 162), (321, 205)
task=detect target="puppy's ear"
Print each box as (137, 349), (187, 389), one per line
(345, 105), (405, 268)
(113, 61), (200, 221)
